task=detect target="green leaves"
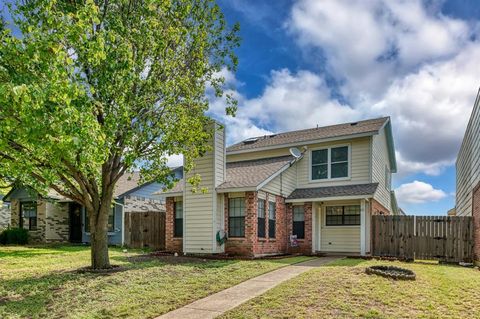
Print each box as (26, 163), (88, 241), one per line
(0, 0), (239, 205)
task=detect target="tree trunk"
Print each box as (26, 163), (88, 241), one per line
(89, 204), (111, 269)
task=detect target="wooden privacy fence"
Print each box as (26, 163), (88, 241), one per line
(371, 215), (474, 262)
(124, 211), (166, 250)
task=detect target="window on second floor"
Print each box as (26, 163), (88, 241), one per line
(311, 146), (349, 180)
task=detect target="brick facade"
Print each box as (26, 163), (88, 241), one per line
(371, 199), (391, 215)
(11, 199), (47, 242)
(165, 197), (182, 252)
(222, 192), (289, 256)
(286, 202), (313, 255)
(473, 182), (480, 261)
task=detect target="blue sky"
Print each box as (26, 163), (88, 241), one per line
(2, 1), (479, 215)
(208, 0), (480, 216)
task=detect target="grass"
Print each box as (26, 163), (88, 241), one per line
(0, 245), (311, 319)
(221, 258), (480, 319)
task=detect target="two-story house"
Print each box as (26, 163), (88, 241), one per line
(162, 117), (398, 257)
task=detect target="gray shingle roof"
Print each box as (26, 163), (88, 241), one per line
(162, 156), (294, 194)
(227, 117), (389, 153)
(217, 156), (294, 190)
(287, 183), (379, 200)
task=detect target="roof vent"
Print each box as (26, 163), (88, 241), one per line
(243, 137), (259, 144)
(350, 122), (358, 126)
(268, 134), (277, 138)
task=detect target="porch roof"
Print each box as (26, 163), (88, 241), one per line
(286, 183), (378, 202)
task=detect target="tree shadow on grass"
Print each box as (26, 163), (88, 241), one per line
(1, 255), (220, 318)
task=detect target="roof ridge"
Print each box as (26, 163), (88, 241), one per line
(227, 117), (389, 152)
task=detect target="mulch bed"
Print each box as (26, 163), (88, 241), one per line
(75, 264), (127, 274)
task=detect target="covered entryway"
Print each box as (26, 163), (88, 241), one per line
(312, 198), (369, 255)
(68, 203), (83, 243)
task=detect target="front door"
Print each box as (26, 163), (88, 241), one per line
(69, 203), (82, 243)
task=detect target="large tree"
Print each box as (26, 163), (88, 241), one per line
(0, 0), (239, 268)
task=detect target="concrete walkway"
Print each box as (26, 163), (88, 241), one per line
(156, 256), (340, 319)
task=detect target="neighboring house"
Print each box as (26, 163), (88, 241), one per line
(447, 208), (457, 216)
(456, 88), (480, 261)
(162, 117), (398, 257)
(0, 195), (11, 230)
(2, 171), (178, 244)
(456, 89), (480, 218)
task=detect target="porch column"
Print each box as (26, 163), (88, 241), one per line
(360, 199), (366, 255)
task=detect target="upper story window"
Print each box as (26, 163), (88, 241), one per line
(311, 146), (349, 180)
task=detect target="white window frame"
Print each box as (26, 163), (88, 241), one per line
(309, 144), (351, 182)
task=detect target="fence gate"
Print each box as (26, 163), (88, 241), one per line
(124, 211), (166, 250)
(371, 215), (473, 262)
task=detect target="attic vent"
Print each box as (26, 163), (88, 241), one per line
(350, 122), (358, 126)
(243, 137), (259, 144)
(268, 134), (277, 138)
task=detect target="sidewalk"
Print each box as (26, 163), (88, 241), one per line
(156, 256), (340, 319)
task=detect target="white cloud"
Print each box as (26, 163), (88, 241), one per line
(209, 68), (358, 145)
(206, 0), (480, 178)
(395, 180), (447, 204)
(166, 154), (183, 168)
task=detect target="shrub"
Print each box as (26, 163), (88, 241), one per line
(0, 227), (30, 245)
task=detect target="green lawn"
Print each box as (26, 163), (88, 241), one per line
(221, 258), (480, 319)
(0, 245), (310, 319)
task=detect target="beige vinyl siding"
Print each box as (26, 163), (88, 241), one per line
(297, 137), (371, 188)
(318, 201), (361, 253)
(320, 226), (361, 252)
(371, 128), (392, 211)
(260, 162), (297, 197)
(184, 123), (225, 253)
(456, 94), (480, 216)
(215, 127), (226, 187)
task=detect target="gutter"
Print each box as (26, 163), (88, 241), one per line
(285, 194), (374, 203)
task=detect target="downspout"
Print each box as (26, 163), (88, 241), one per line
(114, 200), (125, 247)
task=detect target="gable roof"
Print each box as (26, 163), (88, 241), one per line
(227, 117), (389, 153)
(287, 183), (379, 201)
(161, 156), (296, 195)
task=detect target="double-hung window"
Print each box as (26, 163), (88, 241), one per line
(325, 205), (360, 226)
(229, 197), (245, 237)
(174, 201), (183, 237)
(20, 202), (37, 231)
(268, 201), (276, 238)
(257, 199), (266, 238)
(85, 207), (115, 232)
(311, 146), (349, 180)
(292, 206), (305, 239)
